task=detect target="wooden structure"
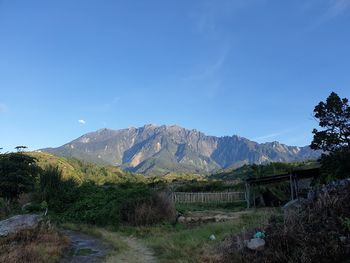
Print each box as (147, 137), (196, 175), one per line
(171, 191), (245, 203)
(245, 168), (320, 208)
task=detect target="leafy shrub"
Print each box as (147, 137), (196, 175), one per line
(319, 150), (350, 183)
(124, 191), (176, 226)
(58, 183), (176, 226)
(37, 166), (175, 226)
(38, 165), (78, 212)
(0, 153), (40, 202)
(23, 203), (43, 213)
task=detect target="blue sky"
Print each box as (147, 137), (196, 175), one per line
(1, 0), (350, 152)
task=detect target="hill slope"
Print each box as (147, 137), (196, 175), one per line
(42, 124), (320, 175)
(28, 151), (145, 184)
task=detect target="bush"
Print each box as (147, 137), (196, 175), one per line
(0, 153), (40, 203)
(58, 183), (176, 226)
(124, 192), (176, 226)
(221, 183), (350, 263)
(319, 150), (350, 183)
(38, 165), (78, 212)
(37, 166), (176, 226)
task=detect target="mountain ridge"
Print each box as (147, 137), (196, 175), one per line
(42, 124), (320, 175)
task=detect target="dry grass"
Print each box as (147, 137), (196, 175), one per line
(220, 184), (350, 263)
(124, 191), (177, 226)
(0, 223), (69, 263)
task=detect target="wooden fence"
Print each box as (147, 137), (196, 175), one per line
(171, 192), (245, 203)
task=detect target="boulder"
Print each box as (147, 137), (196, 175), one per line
(178, 216), (186, 223)
(246, 238), (265, 251)
(0, 214), (43, 237)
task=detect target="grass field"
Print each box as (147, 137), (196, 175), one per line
(119, 208), (274, 263)
(61, 208), (274, 263)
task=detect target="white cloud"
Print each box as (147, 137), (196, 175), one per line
(253, 132), (285, 142)
(177, 46), (230, 99)
(181, 48), (229, 81)
(78, 119), (86, 125)
(253, 129), (294, 142)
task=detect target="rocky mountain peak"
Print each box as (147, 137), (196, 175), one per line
(42, 124), (320, 176)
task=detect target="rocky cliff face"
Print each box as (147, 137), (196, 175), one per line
(43, 124), (320, 175)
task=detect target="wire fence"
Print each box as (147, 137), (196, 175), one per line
(171, 191), (246, 203)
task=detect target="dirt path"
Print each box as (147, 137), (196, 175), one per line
(61, 229), (157, 263)
(60, 230), (110, 263)
(110, 236), (157, 263)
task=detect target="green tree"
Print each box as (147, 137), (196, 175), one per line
(311, 92), (350, 152)
(15, 145), (28, 153)
(311, 92), (350, 181)
(0, 153), (40, 203)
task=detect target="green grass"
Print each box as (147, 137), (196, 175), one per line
(120, 208), (275, 263)
(62, 208), (276, 263)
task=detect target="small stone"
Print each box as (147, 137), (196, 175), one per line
(247, 238), (265, 251)
(209, 234), (216, 241)
(177, 216), (186, 223)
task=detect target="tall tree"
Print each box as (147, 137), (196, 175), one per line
(15, 146), (28, 153)
(311, 92), (350, 181)
(0, 153), (40, 203)
(311, 92), (350, 152)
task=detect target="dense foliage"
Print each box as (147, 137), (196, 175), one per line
(311, 92), (350, 152)
(56, 183), (175, 226)
(311, 92), (350, 182)
(0, 153), (40, 202)
(36, 165), (175, 226)
(38, 165), (78, 212)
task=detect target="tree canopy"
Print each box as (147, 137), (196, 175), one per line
(311, 92), (350, 152)
(311, 92), (350, 181)
(0, 153), (40, 201)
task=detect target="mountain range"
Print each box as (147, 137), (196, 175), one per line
(42, 124), (320, 175)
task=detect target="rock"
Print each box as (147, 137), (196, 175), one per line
(177, 216), (186, 223)
(247, 238), (265, 251)
(0, 214), (43, 237)
(209, 234), (216, 241)
(186, 217), (193, 223)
